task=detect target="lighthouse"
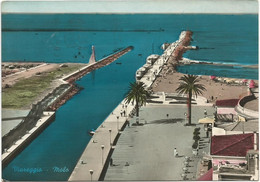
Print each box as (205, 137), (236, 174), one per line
(89, 45), (96, 64)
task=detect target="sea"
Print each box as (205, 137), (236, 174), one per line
(2, 14), (258, 180)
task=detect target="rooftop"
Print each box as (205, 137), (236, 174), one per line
(211, 133), (254, 157)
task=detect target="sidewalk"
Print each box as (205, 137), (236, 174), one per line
(68, 99), (135, 181)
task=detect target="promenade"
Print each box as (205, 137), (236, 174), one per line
(105, 105), (214, 180)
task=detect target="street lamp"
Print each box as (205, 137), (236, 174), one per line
(125, 105), (128, 118)
(89, 170), (93, 181)
(101, 145), (105, 165)
(109, 129), (112, 146)
(117, 116), (119, 131)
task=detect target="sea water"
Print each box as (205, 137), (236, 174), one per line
(2, 14), (258, 180)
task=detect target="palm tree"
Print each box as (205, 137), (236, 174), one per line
(125, 82), (150, 124)
(176, 75), (206, 125)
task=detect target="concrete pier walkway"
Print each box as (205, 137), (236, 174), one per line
(140, 31), (188, 90)
(68, 99), (135, 181)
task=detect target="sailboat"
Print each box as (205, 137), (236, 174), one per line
(89, 45), (96, 64)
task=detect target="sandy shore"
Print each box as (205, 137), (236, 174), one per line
(152, 71), (251, 102)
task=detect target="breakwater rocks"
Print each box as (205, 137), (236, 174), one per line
(173, 30), (193, 61)
(65, 46), (133, 83)
(47, 84), (82, 111)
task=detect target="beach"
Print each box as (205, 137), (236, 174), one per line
(152, 71), (252, 102)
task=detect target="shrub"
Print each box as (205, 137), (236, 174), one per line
(193, 135), (200, 141)
(194, 127), (201, 131)
(192, 141), (198, 149)
(193, 131), (200, 136)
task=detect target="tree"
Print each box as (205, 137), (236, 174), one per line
(125, 82), (149, 124)
(176, 75), (206, 125)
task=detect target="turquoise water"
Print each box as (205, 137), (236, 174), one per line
(2, 14), (258, 181)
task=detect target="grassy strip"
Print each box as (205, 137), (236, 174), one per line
(2, 64), (85, 109)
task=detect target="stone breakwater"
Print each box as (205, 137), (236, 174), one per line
(64, 46), (133, 83)
(47, 84), (82, 111)
(170, 30), (193, 64)
(46, 46), (133, 111)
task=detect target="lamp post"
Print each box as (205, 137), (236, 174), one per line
(101, 145), (104, 165)
(109, 129), (112, 146)
(117, 116), (119, 131)
(89, 170), (93, 181)
(125, 105), (128, 118)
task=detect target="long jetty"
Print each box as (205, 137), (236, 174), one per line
(68, 31), (190, 181)
(63, 46), (133, 83)
(2, 46), (133, 168)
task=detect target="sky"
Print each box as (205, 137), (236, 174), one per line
(1, 0), (258, 14)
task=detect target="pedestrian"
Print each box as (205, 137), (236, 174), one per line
(123, 110), (126, 117)
(174, 148), (178, 157)
(122, 104), (124, 109)
(120, 110), (123, 117)
(204, 109), (207, 117)
(126, 119), (130, 127)
(166, 114), (169, 118)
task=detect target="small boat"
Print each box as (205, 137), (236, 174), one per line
(116, 62), (122, 65)
(88, 129), (96, 136)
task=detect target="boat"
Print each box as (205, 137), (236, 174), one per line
(88, 129), (96, 136)
(136, 67), (146, 81)
(146, 54), (160, 65)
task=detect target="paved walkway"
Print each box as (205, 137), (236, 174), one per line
(140, 32), (186, 90)
(68, 99), (135, 181)
(104, 105), (214, 180)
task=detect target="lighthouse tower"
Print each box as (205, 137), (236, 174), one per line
(89, 45), (96, 64)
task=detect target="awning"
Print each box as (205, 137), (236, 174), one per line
(217, 107), (237, 115)
(199, 117), (215, 124)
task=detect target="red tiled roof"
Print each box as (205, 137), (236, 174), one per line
(198, 168), (213, 181)
(216, 99), (239, 107)
(211, 133), (254, 157)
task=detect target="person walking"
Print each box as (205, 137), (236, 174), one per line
(204, 109), (207, 117)
(174, 148), (178, 157)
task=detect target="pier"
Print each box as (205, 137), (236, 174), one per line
(68, 31), (191, 181)
(63, 46), (133, 83)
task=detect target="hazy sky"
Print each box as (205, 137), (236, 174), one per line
(1, 0), (258, 14)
